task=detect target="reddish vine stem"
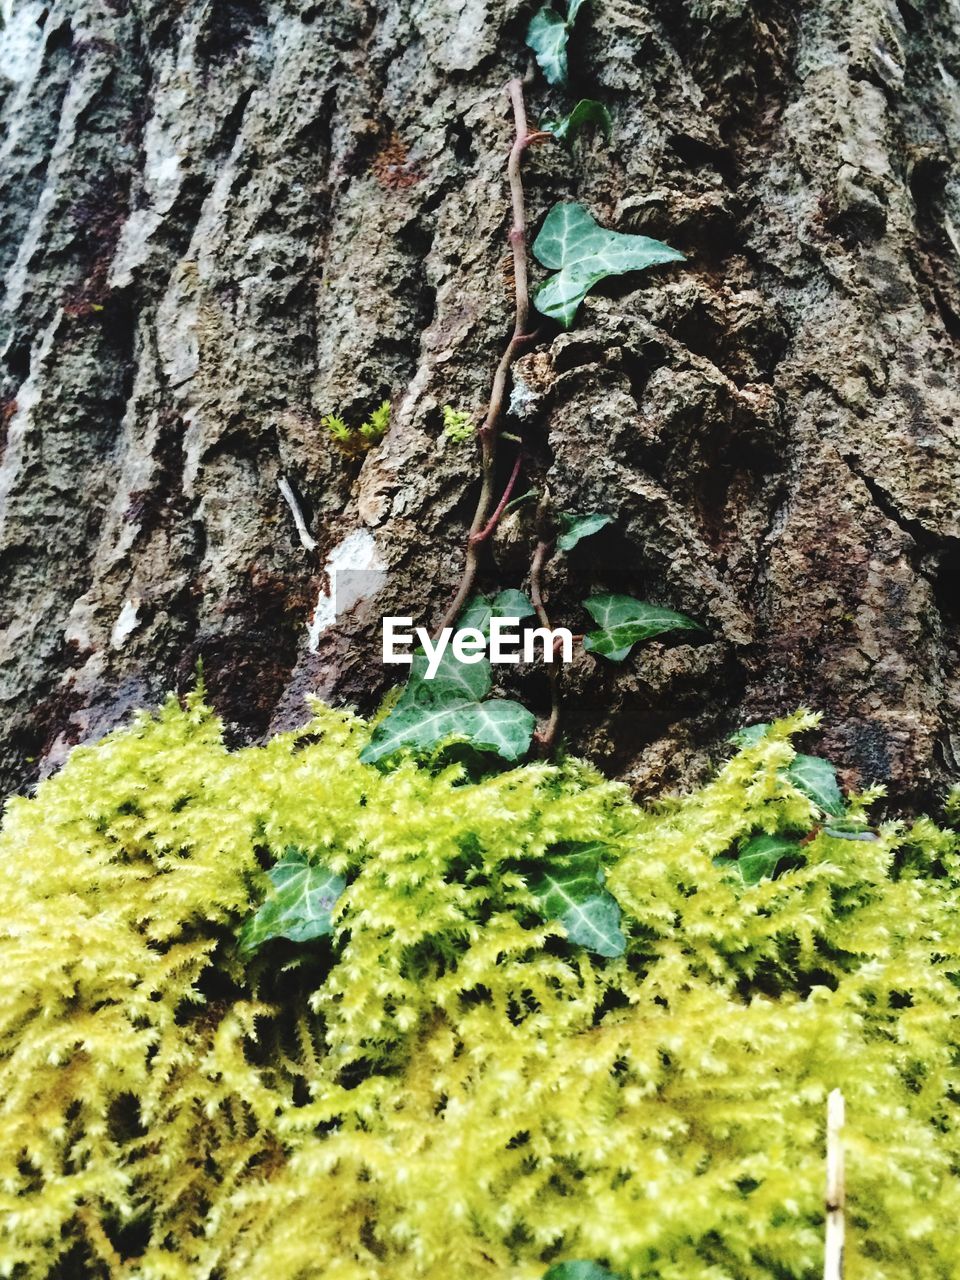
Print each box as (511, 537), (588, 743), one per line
(435, 78), (540, 637)
(471, 451), (523, 545)
(530, 498), (560, 752)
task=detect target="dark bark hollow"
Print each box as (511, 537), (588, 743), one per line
(1, 0), (958, 805)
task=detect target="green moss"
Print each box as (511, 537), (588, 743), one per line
(322, 401), (390, 458)
(1, 697), (959, 1278)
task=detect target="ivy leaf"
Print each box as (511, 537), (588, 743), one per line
(361, 683), (529, 764)
(457, 591), (535, 635)
(582, 593), (704, 661)
(457, 596), (493, 634)
(528, 848), (600, 915)
(735, 834), (802, 885)
(361, 675), (534, 765)
(527, 847), (626, 958)
(403, 651), (492, 702)
(544, 1261), (623, 1279)
(527, 8), (569, 84)
(557, 511), (613, 552)
(532, 202), (685, 328)
(526, 0), (588, 86)
(464, 699), (537, 761)
(559, 892), (626, 957)
(729, 722), (772, 747)
(237, 851), (345, 955)
(730, 730), (846, 819)
(543, 99), (613, 146)
(492, 588), (536, 622)
(364, 591), (538, 765)
(787, 754), (845, 816)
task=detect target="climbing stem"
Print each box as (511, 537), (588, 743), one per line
(530, 496), (560, 753)
(435, 78), (541, 636)
(471, 451), (524, 546)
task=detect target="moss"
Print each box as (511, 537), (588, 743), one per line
(1, 697), (959, 1278)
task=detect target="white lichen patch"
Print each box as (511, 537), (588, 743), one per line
(0, 1), (45, 91)
(508, 372), (541, 420)
(307, 529), (386, 653)
(110, 600), (141, 649)
(945, 213), (960, 265)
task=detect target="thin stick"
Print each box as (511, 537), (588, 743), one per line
(277, 476), (318, 552)
(824, 1090), (845, 1280)
(435, 78), (539, 636)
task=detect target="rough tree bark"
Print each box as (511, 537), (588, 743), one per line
(1, 0), (958, 806)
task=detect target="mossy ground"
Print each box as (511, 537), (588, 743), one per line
(0, 694), (958, 1279)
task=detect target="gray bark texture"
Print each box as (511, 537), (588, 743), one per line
(1, 0), (959, 806)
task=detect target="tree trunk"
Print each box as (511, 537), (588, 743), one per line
(1, 0), (958, 805)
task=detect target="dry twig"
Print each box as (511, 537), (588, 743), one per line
(824, 1089), (845, 1280)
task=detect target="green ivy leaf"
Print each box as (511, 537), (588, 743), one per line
(560, 892), (625, 957)
(492, 588), (536, 622)
(526, 0), (587, 85)
(544, 1261), (623, 1279)
(735, 834), (802, 885)
(457, 591), (535, 635)
(527, 8), (569, 84)
(582, 593), (704, 661)
(543, 99), (613, 146)
(237, 851), (345, 955)
(527, 846), (626, 958)
(403, 651), (492, 703)
(557, 511), (613, 552)
(456, 596), (493, 634)
(361, 672), (534, 765)
(532, 202), (684, 328)
(463, 699), (537, 761)
(363, 591), (538, 765)
(729, 730), (847, 820)
(787, 754), (845, 816)
(729, 722), (772, 747)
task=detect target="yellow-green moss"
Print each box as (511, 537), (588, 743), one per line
(0, 697), (958, 1279)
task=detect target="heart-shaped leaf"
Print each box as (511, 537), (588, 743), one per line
(492, 588), (535, 623)
(729, 730), (847, 820)
(238, 851), (345, 955)
(527, 7), (569, 84)
(582, 593), (704, 661)
(735, 834), (802, 885)
(526, 0), (588, 85)
(457, 590), (535, 636)
(361, 674), (535, 765)
(787, 754), (845, 816)
(526, 846), (626, 958)
(544, 1261), (623, 1279)
(464, 699), (537, 761)
(560, 892), (626, 957)
(532, 203), (684, 328)
(402, 650), (492, 703)
(729, 722), (772, 747)
(364, 590), (538, 765)
(557, 511), (613, 552)
(543, 99), (613, 146)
